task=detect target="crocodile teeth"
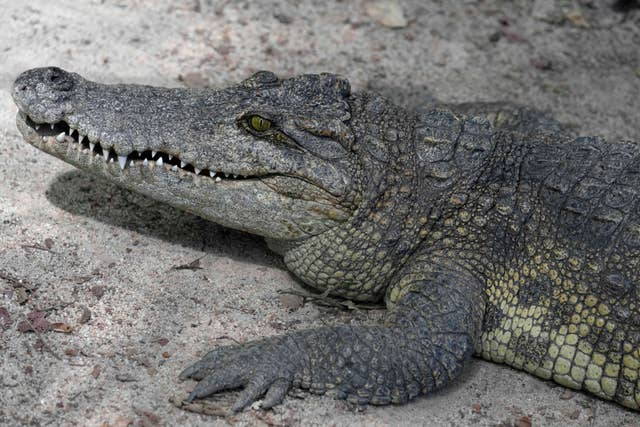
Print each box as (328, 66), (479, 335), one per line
(215, 177), (222, 182)
(143, 158), (148, 166)
(233, 174), (238, 178)
(35, 124), (40, 130)
(156, 157), (163, 166)
(209, 171), (215, 177)
(55, 132), (66, 142)
(68, 128), (75, 137)
(50, 123), (55, 130)
(168, 154), (173, 160)
(89, 142), (95, 152)
(152, 151), (157, 158)
(171, 165), (178, 171)
(78, 134), (85, 144)
(118, 155), (127, 170)
(194, 168), (201, 175)
(180, 161), (186, 168)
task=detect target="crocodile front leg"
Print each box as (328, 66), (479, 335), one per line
(180, 262), (485, 411)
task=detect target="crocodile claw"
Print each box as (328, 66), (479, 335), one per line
(180, 339), (296, 412)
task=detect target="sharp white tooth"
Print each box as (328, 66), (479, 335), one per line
(152, 151), (157, 158)
(224, 173), (229, 178)
(50, 123), (54, 130)
(68, 128), (75, 137)
(156, 157), (163, 166)
(104, 153), (110, 162)
(78, 134), (85, 144)
(215, 177), (222, 182)
(118, 155), (127, 170)
(109, 158), (114, 163)
(56, 132), (66, 142)
(89, 142), (95, 152)
(194, 168), (200, 174)
(35, 124), (40, 130)
(180, 161), (186, 168)
(209, 171), (215, 177)
(168, 154), (173, 160)
(171, 165), (178, 171)
(233, 174), (238, 178)
(143, 158), (148, 166)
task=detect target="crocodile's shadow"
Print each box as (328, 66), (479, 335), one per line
(46, 169), (281, 268)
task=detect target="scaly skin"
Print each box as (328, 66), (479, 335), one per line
(11, 67), (640, 411)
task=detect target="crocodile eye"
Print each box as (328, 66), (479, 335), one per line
(250, 115), (271, 132)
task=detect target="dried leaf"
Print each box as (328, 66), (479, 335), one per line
(0, 307), (11, 328)
(365, 0), (408, 28)
(24, 311), (50, 332)
(27, 311), (44, 322)
(91, 364), (102, 379)
(91, 285), (106, 300)
(17, 320), (34, 333)
(565, 10), (589, 28)
(279, 293), (304, 310)
(50, 322), (73, 333)
(44, 238), (54, 249)
(79, 306), (92, 324)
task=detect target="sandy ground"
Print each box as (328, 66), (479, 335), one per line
(1, 0), (640, 426)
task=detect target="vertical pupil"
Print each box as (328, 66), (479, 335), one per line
(252, 116), (269, 131)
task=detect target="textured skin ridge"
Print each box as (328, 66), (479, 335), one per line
(11, 67), (640, 412)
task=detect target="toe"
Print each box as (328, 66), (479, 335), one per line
(261, 378), (290, 409)
(186, 369), (245, 402)
(231, 377), (271, 412)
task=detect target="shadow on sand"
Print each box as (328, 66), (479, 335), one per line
(45, 169), (281, 268)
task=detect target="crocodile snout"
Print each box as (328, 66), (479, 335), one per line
(12, 67), (76, 123)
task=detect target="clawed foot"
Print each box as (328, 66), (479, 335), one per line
(179, 339), (298, 412)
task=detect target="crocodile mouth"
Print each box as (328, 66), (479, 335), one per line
(17, 112), (251, 183)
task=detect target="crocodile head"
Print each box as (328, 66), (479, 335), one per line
(12, 67), (362, 242)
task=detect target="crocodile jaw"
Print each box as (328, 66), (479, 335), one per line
(12, 67), (353, 240)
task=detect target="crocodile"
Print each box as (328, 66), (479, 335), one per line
(11, 66), (640, 412)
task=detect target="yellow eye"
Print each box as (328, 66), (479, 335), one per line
(250, 115), (271, 132)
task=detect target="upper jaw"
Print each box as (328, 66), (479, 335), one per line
(16, 110), (252, 183)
